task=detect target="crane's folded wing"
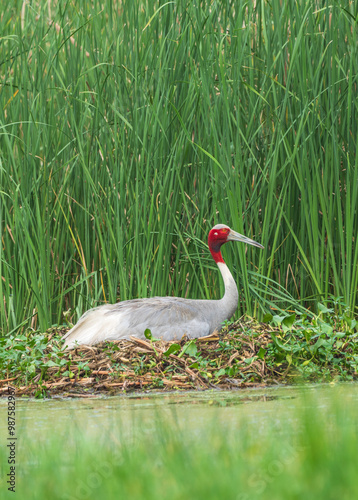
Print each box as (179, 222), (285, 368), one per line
(62, 296), (215, 348)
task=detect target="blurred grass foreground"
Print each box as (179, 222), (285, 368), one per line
(2, 385), (358, 500)
(0, 0), (357, 335)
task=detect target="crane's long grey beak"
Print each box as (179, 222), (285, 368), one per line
(228, 229), (264, 249)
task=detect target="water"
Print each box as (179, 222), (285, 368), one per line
(1, 382), (358, 500)
(1, 382), (357, 445)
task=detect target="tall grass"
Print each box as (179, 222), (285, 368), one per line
(0, 0), (357, 334)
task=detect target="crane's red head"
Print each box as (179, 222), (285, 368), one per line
(208, 224), (264, 264)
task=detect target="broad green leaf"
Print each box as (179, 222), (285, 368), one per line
(244, 356), (256, 364)
(318, 303), (333, 314)
(163, 344), (181, 357)
(144, 329), (153, 340)
(45, 360), (59, 368)
(273, 315), (285, 326)
(257, 347), (266, 360)
(282, 314), (296, 330)
(215, 368), (227, 378)
(263, 313), (273, 323)
(181, 341), (198, 358)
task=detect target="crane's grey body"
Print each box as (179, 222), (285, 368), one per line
(62, 262), (238, 349)
(62, 224), (263, 349)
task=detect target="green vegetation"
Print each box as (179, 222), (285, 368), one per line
(2, 386), (358, 499)
(1, 0), (357, 337)
(0, 302), (356, 397)
(2, 7), (357, 500)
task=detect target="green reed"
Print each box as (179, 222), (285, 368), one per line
(0, 0), (357, 334)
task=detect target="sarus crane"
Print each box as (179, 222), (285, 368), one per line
(62, 224), (263, 349)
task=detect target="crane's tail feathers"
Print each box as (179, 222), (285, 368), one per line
(62, 306), (120, 349)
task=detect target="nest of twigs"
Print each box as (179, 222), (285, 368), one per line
(1, 319), (281, 398)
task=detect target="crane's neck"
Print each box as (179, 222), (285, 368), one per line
(209, 240), (239, 319)
(216, 261), (239, 318)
